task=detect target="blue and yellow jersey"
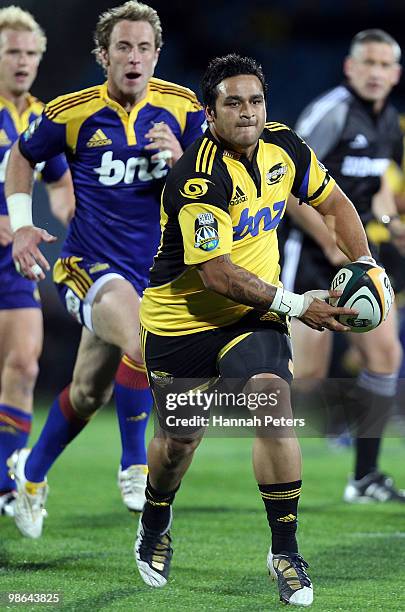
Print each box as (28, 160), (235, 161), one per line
(140, 124), (336, 335)
(0, 93), (68, 214)
(18, 78), (206, 293)
(0, 93), (68, 289)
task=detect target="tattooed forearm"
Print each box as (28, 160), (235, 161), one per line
(198, 255), (277, 311)
(227, 268), (276, 310)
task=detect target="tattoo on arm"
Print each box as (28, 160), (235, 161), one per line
(198, 255), (277, 310)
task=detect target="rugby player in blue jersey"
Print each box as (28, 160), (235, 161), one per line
(5, 1), (205, 537)
(0, 6), (74, 518)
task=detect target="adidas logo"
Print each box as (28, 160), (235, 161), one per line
(277, 513), (296, 523)
(349, 133), (368, 149)
(89, 262), (110, 274)
(0, 129), (11, 146)
(230, 185), (248, 206)
(86, 129), (112, 148)
(260, 311), (281, 322)
(128, 411), (148, 422)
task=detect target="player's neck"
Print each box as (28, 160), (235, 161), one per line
(0, 86), (29, 114)
(372, 99), (385, 114)
(209, 126), (257, 161)
(107, 82), (146, 113)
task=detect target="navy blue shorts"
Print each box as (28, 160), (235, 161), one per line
(0, 245), (40, 310)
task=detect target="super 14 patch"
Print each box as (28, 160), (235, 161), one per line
(194, 212), (219, 252)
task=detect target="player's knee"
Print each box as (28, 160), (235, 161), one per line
(71, 382), (113, 418)
(366, 337), (403, 373)
(123, 345), (143, 364)
(295, 360), (328, 380)
(4, 350), (39, 388)
(257, 434), (300, 455)
(388, 340), (403, 372)
(165, 436), (201, 466)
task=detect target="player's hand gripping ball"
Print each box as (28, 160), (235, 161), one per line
(330, 261), (394, 332)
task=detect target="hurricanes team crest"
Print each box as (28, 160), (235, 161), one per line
(266, 162), (287, 185)
(180, 178), (212, 199)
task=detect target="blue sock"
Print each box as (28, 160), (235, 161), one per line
(25, 386), (89, 483)
(0, 404), (32, 492)
(114, 355), (153, 469)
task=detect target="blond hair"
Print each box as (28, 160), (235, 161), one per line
(93, 1), (162, 67)
(0, 5), (46, 54)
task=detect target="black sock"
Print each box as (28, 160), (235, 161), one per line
(355, 437), (382, 480)
(142, 476), (179, 533)
(347, 386), (395, 480)
(259, 480), (302, 554)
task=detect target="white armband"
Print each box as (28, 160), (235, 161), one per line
(6, 193), (33, 232)
(270, 287), (305, 318)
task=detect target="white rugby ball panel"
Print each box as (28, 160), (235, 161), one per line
(330, 262), (387, 333)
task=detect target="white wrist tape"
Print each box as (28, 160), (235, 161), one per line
(6, 193), (33, 232)
(355, 256), (377, 266)
(15, 261), (43, 280)
(270, 287), (305, 318)
(154, 149), (172, 161)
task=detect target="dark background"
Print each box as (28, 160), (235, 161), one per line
(8, 0), (405, 122)
(3, 0), (405, 394)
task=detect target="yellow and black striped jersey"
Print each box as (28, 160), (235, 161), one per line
(140, 123), (335, 335)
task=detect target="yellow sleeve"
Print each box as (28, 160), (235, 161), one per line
(385, 160), (405, 194)
(178, 203), (233, 264)
(307, 152), (336, 207)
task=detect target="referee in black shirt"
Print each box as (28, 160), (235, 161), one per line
(282, 29), (405, 503)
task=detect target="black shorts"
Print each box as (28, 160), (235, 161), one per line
(141, 310), (293, 431)
(280, 229), (380, 293)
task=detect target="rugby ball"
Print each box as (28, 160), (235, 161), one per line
(330, 262), (393, 333)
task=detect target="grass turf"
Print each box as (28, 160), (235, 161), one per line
(1, 407), (405, 611)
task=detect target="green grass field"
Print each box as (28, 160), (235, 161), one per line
(1, 407), (405, 612)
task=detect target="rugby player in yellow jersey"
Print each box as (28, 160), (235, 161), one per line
(135, 54), (385, 606)
(0, 6), (73, 517)
(6, 1), (205, 537)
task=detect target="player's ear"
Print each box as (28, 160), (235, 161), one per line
(99, 48), (109, 69)
(152, 48), (160, 69)
(392, 63), (402, 86)
(205, 106), (216, 123)
(343, 56), (352, 79)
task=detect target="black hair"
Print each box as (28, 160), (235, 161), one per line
(201, 53), (267, 109)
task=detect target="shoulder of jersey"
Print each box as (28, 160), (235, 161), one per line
(264, 121), (291, 133)
(44, 85), (102, 122)
(169, 135), (224, 186)
(28, 95), (45, 116)
(149, 77), (202, 111)
(298, 85), (352, 124)
(262, 121), (293, 142)
(0, 94), (44, 115)
(192, 134), (224, 176)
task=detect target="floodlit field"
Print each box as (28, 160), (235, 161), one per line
(2, 407), (405, 611)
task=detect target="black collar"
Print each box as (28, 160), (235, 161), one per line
(204, 127), (260, 168)
(343, 80), (390, 118)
